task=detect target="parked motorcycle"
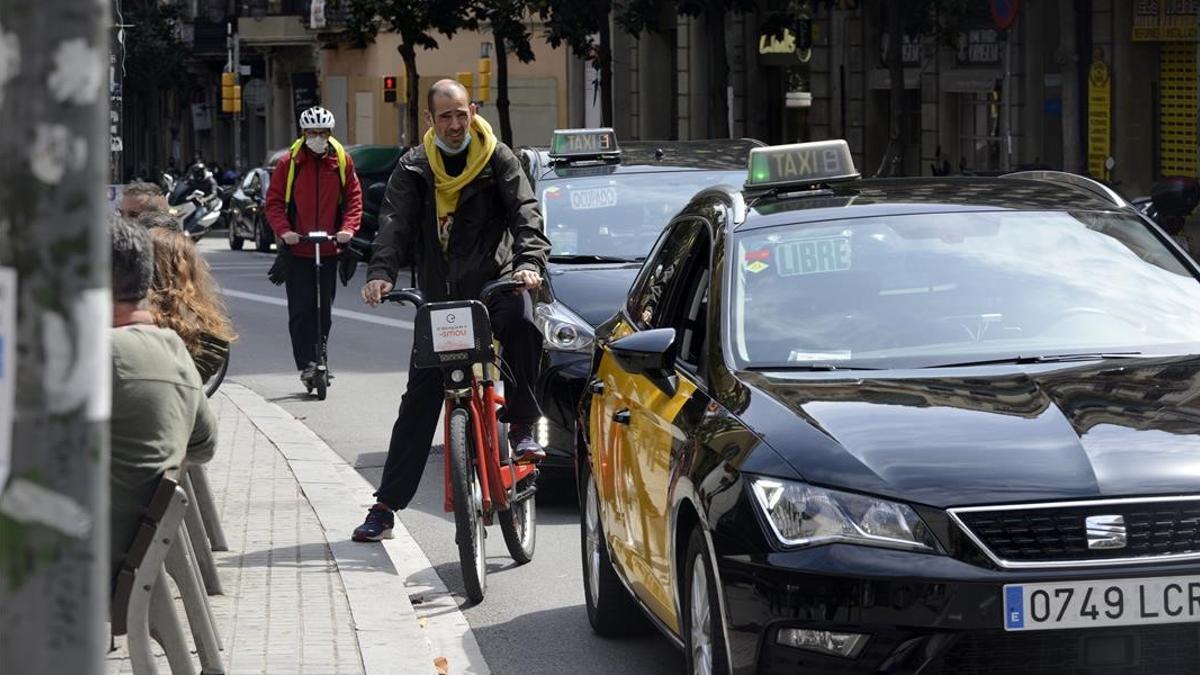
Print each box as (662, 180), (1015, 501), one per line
(163, 171), (223, 239)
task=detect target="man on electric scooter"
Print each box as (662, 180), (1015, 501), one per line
(265, 106), (364, 389)
(353, 80), (551, 542)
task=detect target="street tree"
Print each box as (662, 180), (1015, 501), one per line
(465, 0), (538, 146)
(619, 0), (758, 139)
(867, 0), (972, 176)
(533, 0), (614, 126)
(120, 0), (193, 177)
(340, 0), (471, 145)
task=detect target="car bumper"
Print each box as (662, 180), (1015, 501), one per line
(534, 351), (590, 475)
(717, 543), (1200, 674)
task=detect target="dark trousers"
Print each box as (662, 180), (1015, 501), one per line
(285, 253), (338, 370)
(374, 291), (542, 510)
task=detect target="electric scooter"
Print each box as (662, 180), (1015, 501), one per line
(300, 231), (335, 400)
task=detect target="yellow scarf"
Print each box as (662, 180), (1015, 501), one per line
(424, 114), (498, 228)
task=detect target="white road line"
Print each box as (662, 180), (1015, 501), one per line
(221, 288), (414, 329)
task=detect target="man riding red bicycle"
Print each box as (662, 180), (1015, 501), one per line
(355, 79), (551, 543)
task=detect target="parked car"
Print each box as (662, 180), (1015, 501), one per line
(345, 143), (405, 258)
(226, 166), (273, 251)
(517, 129), (763, 478)
(227, 148), (287, 252)
(578, 140), (1200, 674)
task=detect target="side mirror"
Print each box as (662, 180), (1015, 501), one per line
(1151, 177), (1200, 234)
(609, 328), (677, 394)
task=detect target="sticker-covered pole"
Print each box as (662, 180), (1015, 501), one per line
(0, 0), (111, 671)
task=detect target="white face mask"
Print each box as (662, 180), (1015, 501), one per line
(305, 136), (329, 155)
(434, 131), (470, 156)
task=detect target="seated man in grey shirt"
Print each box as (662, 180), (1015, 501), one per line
(109, 216), (217, 578)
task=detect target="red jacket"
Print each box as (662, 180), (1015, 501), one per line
(265, 143), (363, 258)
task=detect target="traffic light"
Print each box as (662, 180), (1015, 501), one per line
(456, 71), (474, 95)
(221, 71), (242, 114)
(477, 57), (492, 102)
(383, 75), (398, 103)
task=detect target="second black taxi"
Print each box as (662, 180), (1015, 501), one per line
(519, 128), (762, 476)
(578, 140), (1200, 674)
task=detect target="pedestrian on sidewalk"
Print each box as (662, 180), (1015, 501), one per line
(147, 227), (238, 383)
(265, 106), (364, 389)
(118, 181), (168, 220)
(353, 79), (551, 542)
(109, 216), (217, 581)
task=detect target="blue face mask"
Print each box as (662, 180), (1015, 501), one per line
(434, 131), (471, 156)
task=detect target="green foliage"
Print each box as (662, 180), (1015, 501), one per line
(120, 1), (189, 95)
(339, 0), (470, 51)
(532, 0), (611, 62)
(620, 0), (757, 35)
(467, 0), (537, 64)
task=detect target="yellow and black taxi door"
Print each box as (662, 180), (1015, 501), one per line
(590, 220), (700, 624)
(595, 218), (714, 632)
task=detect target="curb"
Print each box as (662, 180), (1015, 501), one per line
(220, 382), (489, 675)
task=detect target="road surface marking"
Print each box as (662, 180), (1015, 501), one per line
(221, 288), (414, 329)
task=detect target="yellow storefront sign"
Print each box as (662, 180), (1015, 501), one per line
(1087, 56), (1112, 179)
(1132, 1), (1199, 42)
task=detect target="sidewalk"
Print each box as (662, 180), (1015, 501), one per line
(105, 383), (480, 675)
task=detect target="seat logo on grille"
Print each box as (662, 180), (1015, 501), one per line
(1085, 515), (1127, 550)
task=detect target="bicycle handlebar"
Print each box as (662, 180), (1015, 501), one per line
(382, 288), (426, 308)
(479, 278), (524, 305)
(381, 278), (525, 310)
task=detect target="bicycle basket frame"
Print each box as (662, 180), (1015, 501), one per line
(412, 300), (493, 369)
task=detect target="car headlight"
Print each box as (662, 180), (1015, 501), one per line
(748, 477), (940, 552)
(534, 301), (595, 352)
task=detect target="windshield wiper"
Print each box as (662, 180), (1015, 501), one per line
(744, 364), (881, 372)
(549, 254), (642, 264)
(927, 352), (1144, 368)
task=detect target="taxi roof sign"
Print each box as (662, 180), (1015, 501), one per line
(745, 140), (859, 190)
(550, 128), (620, 159)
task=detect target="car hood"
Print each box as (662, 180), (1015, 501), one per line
(739, 355), (1200, 509)
(546, 262), (641, 326)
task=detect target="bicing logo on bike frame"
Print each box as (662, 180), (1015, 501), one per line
(412, 301), (493, 368)
(549, 128), (620, 160)
(745, 139), (860, 191)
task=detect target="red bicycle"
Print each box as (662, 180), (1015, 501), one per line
(383, 279), (539, 602)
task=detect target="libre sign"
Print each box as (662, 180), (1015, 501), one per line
(1087, 55), (1112, 179)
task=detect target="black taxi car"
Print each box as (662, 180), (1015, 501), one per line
(577, 140), (1200, 674)
(518, 129), (763, 475)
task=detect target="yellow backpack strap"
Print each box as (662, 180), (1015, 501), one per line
(284, 137), (305, 205)
(329, 137), (348, 202)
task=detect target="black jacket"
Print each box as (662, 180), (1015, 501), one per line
(367, 142), (550, 302)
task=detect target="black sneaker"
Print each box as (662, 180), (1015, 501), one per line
(352, 503), (394, 542)
(508, 423), (546, 464)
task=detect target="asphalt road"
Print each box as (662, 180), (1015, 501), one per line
(201, 235), (683, 674)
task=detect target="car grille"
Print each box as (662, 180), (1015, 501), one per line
(935, 624), (1200, 675)
(952, 498), (1200, 565)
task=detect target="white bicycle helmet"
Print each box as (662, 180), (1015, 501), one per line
(299, 106), (336, 130)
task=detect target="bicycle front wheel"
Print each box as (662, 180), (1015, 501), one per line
(498, 424), (536, 564)
(449, 408), (486, 603)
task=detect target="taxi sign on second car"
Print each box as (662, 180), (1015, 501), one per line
(550, 128), (620, 159)
(746, 139), (859, 190)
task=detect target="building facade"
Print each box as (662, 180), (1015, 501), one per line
(606, 1), (1199, 198)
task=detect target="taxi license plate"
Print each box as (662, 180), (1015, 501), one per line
(1003, 576), (1200, 631)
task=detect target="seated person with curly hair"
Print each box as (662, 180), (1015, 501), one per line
(146, 227), (238, 384)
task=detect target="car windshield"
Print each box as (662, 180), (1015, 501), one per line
(542, 171), (744, 261)
(729, 210), (1200, 369)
